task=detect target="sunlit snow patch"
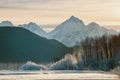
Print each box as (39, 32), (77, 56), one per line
(20, 61), (46, 70)
(48, 54), (78, 70)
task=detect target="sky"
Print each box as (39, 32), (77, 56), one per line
(0, 0), (120, 29)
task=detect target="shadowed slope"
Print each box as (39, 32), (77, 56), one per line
(0, 27), (72, 63)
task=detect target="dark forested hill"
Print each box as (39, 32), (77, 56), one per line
(0, 27), (72, 63)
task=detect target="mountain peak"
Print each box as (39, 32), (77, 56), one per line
(0, 21), (14, 27)
(69, 16), (81, 21)
(88, 22), (100, 29)
(67, 16), (84, 25)
(69, 16), (77, 19)
(18, 22), (49, 38)
(88, 22), (99, 26)
(28, 22), (38, 27)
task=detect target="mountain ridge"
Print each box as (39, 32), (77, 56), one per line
(0, 21), (14, 27)
(0, 16), (118, 47)
(49, 16), (118, 47)
(0, 27), (72, 63)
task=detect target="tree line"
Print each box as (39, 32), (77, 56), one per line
(75, 33), (120, 71)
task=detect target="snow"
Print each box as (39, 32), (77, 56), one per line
(18, 22), (49, 38)
(0, 17), (118, 47)
(20, 61), (46, 70)
(0, 70), (119, 80)
(49, 16), (118, 47)
(49, 16), (84, 39)
(0, 21), (14, 27)
(48, 54), (77, 70)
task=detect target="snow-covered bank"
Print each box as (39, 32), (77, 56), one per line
(20, 61), (46, 70)
(0, 70), (119, 80)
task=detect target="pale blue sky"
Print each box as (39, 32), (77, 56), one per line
(0, 0), (120, 26)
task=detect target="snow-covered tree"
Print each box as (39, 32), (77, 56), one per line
(48, 54), (77, 70)
(20, 61), (46, 70)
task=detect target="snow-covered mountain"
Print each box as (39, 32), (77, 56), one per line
(18, 22), (48, 38)
(0, 16), (118, 47)
(0, 21), (14, 27)
(49, 16), (118, 47)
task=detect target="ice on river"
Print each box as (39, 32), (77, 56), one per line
(0, 70), (119, 80)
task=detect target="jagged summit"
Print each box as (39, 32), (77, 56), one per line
(69, 16), (81, 21)
(49, 16), (118, 47)
(67, 16), (84, 25)
(0, 21), (14, 27)
(88, 22), (100, 27)
(18, 22), (48, 38)
(26, 22), (44, 31)
(51, 16), (84, 33)
(28, 22), (38, 27)
(49, 16), (85, 41)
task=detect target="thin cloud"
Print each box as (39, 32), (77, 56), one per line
(0, 0), (120, 25)
(0, 0), (71, 9)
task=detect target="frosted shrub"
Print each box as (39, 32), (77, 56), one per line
(49, 54), (77, 70)
(20, 61), (46, 70)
